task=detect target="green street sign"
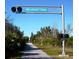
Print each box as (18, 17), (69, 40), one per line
(25, 8), (48, 12)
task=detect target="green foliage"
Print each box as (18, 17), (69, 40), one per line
(5, 19), (29, 58)
(31, 26), (73, 47)
(66, 36), (73, 47)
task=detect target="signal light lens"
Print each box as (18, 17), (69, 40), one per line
(17, 7), (22, 13)
(11, 7), (16, 12)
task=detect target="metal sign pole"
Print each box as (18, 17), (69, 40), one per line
(62, 5), (65, 56)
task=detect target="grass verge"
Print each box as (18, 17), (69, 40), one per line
(35, 44), (73, 59)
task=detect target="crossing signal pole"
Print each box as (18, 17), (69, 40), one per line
(59, 5), (69, 57)
(61, 5), (65, 56)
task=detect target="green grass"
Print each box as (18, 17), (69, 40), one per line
(35, 44), (73, 59)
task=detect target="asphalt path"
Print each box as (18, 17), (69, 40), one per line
(19, 43), (54, 59)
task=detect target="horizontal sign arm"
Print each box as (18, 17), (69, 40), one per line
(17, 6), (62, 8)
(16, 12), (62, 14)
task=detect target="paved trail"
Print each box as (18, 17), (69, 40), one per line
(19, 43), (54, 59)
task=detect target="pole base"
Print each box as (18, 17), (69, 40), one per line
(59, 55), (69, 57)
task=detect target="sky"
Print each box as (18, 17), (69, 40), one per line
(5, 0), (73, 37)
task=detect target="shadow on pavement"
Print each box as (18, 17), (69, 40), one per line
(20, 52), (39, 56)
(19, 44), (55, 59)
(20, 57), (55, 59)
(20, 44), (40, 51)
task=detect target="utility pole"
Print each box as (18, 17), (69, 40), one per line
(59, 4), (68, 57)
(61, 5), (65, 56)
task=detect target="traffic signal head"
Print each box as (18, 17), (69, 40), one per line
(17, 7), (22, 13)
(59, 34), (63, 38)
(64, 34), (69, 38)
(11, 7), (16, 12)
(59, 34), (69, 38)
(11, 6), (22, 13)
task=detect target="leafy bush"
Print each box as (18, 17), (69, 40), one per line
(5, 19), (29, 58)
